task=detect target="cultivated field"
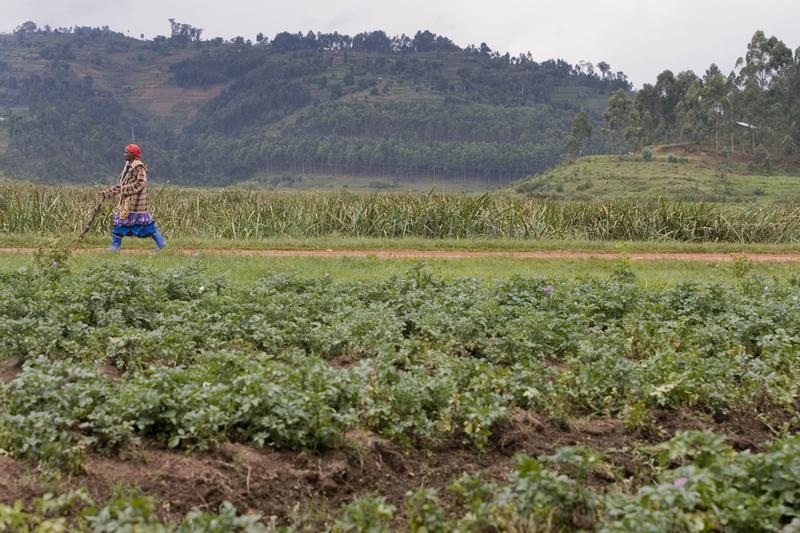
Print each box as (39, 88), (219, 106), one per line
(1, 183), (799, 531)
(3, 183), (800, 243)
(1, 260), (799, 530)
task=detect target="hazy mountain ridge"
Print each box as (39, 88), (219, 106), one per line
(0, 23), (629, 185)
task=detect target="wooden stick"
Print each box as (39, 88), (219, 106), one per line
(76, 161), (128, 245)
(76, 198), (105, 244)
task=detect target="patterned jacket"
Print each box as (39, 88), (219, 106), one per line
(104, 160), (149, 216)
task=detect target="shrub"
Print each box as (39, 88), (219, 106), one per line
(714, 160), (730, 179)
(782, 135), (797, 157)
(751, 145), (772, 173)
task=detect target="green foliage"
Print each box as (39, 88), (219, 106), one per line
(329, 82), (344, 99)
(399, 452), (599, 531)
(752, 145), (773, 174)
(714, 159), (730, 178)
(185, 130), (561, 183)
(180, 501), (268, 532)
(783, 135), (797, 157)
(6, 184), (800, 241)
(545, 446), (602, 484)
(564, 135), (579, 158)
(657, 430), (733, 469)
(0, 358), (128, 471)
(0, 257), (799, 530)
(170, 48), (269, 86)
(641, 146), (653, 161)
(629, 31), (800, 164)
(1, 264), (799, 475)
(0, 488), (269, 531)
(88, 495), (168, 532)
(333, 494), (395, 533)
(333, 433), (800, 531)
(516, 153), (800, 201)
(405, 489), (448, 533)
(604, 90), (632, 155)
(571, 111), (593, 155)
(603, 432), (800, 532)
(0, 490), (93, 531)
(622, 400), (653, 434)
(0, 351), (359, 467)
(0, 61), (172, 181)
(285, 100), (570, 145)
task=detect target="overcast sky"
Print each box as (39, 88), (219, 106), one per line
(1, 0), (797, 87)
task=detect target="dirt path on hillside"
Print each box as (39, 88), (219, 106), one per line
(3, 247), (800, 262)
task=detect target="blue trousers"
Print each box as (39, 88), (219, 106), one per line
(110, 223), (166, 250)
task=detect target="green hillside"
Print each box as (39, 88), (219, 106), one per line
(515, 149), (800, 202)
(0, 24), (628, 186)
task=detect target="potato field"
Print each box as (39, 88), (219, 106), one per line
(1, 260), (799, 531)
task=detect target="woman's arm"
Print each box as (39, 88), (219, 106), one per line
(102, 167), (146, 198)
(101, 184), (120, 198)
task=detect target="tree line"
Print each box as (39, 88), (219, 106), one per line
(282, 101), (571, 143)
(180, 134), (562, 184)
(598, 31), (800, 166)
(9, 19), (632, 97)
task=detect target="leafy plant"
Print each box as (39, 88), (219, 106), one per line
(333, 494), (395, 533)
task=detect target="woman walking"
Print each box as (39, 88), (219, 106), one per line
(101, 144), (167, 251)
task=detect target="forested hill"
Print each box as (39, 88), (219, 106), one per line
(0, 22), (629, 186)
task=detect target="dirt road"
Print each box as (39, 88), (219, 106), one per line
(2, 247), (800, 262)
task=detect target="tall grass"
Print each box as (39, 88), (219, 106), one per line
(2, 184), (800, 242)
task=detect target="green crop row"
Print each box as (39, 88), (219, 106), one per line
(2, 184), (800, 241)
(0, 492), (268, 532)
(1, 263), (799, 470)
(345, 432), (800, 532)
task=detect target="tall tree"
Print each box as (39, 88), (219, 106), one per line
(603, 90), (632, 155)
(597, 61), (611, 80)
(571, 111), (593, 156)
(676, 80), (707, 144)
(703, 71), (729, 151)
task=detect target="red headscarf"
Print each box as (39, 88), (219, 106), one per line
(126, 144), (141, 159)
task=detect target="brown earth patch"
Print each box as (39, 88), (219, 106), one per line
(328, 352), (363, 368)
(0, 455), (43, 504)
(98, 360), (124, 380)
(654, 404), (796, 453)
(1, 407), (792, 522)
(0, 358), (21, 384)
(131, 84), (227, 123)
(71, 437), (436, 523)
(494, 410), (647, 485)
